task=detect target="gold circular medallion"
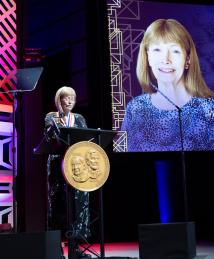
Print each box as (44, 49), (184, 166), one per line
(63, 141), (110, 191)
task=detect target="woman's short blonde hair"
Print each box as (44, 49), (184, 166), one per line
(136, 19), (214, 97)
(55, 86), (76, 113)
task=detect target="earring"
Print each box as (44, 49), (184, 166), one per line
(185, 59), (190, 69)
(185, 63), (189, 69)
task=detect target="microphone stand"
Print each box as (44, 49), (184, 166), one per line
(151, 84), (189, 222)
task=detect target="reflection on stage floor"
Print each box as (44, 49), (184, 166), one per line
(62, 241), (214, 259)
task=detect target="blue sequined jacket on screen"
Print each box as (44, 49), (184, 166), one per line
(121, 94), (214, 152)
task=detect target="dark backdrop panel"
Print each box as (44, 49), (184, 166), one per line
(102, 151), (214, 242)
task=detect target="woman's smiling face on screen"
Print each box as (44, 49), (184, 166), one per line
(147, 41), (187, 86)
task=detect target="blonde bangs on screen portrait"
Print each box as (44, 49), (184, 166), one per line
(136, 19), (214, 98)
(55, 86), (76, 114)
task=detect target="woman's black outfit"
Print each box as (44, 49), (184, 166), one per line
(44, 112), (91, 241)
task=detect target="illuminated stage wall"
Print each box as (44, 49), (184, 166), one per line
(0, 0), (17, 225)
(108, 0), (144, 152)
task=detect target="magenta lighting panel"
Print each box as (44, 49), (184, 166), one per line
(0, 0), (17, 226)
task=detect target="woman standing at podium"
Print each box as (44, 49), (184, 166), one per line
(44, 86), (91, 258)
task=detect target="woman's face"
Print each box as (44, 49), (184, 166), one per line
(147, 41), (187, 86)
(61, 94), (76, 113)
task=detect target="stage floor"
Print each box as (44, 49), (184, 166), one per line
(62, 241), (214, 259)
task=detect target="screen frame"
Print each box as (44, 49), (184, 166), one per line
(108, 0), (214, 153)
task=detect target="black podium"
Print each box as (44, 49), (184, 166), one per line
(34, 127), (116, 154)
(34, 126), (117, 259)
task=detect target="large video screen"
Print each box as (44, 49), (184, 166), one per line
(108, 0), (214, 152)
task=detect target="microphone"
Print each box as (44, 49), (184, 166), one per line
(150, 82), (183, 149)
(151, 83), (188, 221)
(151, 83), (181, 111)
